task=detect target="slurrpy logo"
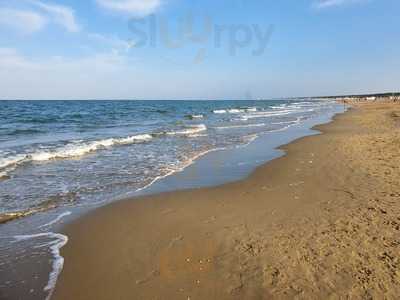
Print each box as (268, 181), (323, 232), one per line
(128, 12), (274, 66)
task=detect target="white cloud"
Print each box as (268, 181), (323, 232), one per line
(0, 8), (47, 34)
(0, 48), (38, 68)
(96, 0), (161, 16)
(29, 0), (80, 32)
(0, 47), (141, 99)
(0, 47), (224, 100)
(88, 33), (135, 54)
(0, 1), (79, 34)
(0, 47), (129, 75)
(314, 0), (367, 8)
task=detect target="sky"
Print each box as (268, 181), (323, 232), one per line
(0, 0), (399, 100)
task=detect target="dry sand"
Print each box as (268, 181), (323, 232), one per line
(53, 103), (400, 299)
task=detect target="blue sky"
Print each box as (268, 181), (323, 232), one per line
(0, 0), (399, 99)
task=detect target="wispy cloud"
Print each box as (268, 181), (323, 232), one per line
(0, 1), (80, 34)
(96, 0), (162, 16)
(0, 48), (39, 68)
(29, 0), (80, 32)
(88, 33), (135, 54)
(0, 47), (131, 75)
(0, 47), (136, 99)
(0, 8), (47, 34)
(314, 0), (367, 9)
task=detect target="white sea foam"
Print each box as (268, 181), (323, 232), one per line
(188, 133), (208, 138)
(215, 123), (266, 130)
(166, 124), (207, 136)
(14, 232), (68, 300)
(271, 104), (288, 110)
(117, 134), (153, 144)
(0, 155), (23, 169)
(135, 132), (265, 195)
(241, 133), (259, 146)
(272, 117), (302, 126)
(38, 211), (72, 229)
(213, 109), (227, 114)
(240, 109), (296, 121)
(268, 118), (302, 133)
(0, 134), (153, 176)
(213, 107), (257, 114)
(0, 126), (205, 178)
(291, 101), (314, 106)
(135, 146), (225, 193)
(0, 155), (26, 171)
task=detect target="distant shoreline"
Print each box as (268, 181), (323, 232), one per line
(0, 92), (399, 102)
(296, 91), (400, 100)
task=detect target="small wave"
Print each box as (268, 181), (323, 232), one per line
(245, 107), (257, 112)
(241, 133), (259, 146)
(185, 114), (204, 120)
(0, 156), (24, 180)
(240, 110), (295, 121)
(215, 123), (266, 130)
(134, 146), (224, 193)
(0, 154), (27, 170)
(13, 232), (68, 300)
(134, 131), (261, 195)
(213, 109), (227, 114)
(0, 125), (207, 178)
(165, 124), (207, 136)
(271, 104), (288, 110)
(116, 134), (153, 144)
(38, 211), (72, 229)
(187, 133), (207, 138)
(213, 107), (257, 114)
(291, 101), (314, 105)
(269, 117), (303, 133)
(271, 118), (302, 125)
(0, 134), (153, 176)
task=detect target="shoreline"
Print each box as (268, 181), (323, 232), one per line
(0, 104), (343, 300)
(0, 104), (332, 226)
(50, 106), (364, 299)
(52, 108), (354, 299)
(53, 102), (400, 298)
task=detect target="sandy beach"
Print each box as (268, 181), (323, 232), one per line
(52, 102), (400, 299)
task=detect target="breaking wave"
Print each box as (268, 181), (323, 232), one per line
(0, 125), (208, 177)
(0, 134), (153, 177)
(213, 107), (258, 114)
(166, 124), (207, 136)
(185, 114), (204, 120)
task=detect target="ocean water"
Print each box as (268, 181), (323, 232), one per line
(0, 99), (344, 300)
(0, 100), (338, 219)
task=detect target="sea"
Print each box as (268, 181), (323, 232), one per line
(0, 99), (343, 299)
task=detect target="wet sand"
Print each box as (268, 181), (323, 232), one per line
(53, 102), (400, 299)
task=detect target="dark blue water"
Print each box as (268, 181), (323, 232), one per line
(0, 100), (338, 218)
